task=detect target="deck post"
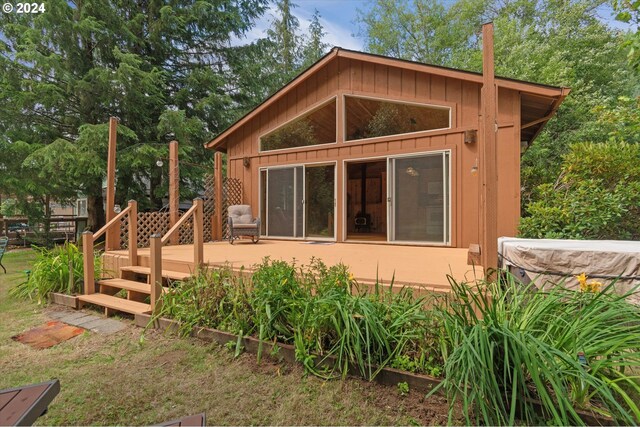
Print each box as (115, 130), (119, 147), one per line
(169, 140), (180, 245)
(480, 23), (498, 274)
(82, 231), (95, 295)
(149, 234), (162, 312)
(128, 200), (138, 266)
(193, 198), (204, 268)
(214, 151), (223, 240)
(106, 117), (119, 251)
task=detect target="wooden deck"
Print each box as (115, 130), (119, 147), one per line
(104, 240), (482, 292)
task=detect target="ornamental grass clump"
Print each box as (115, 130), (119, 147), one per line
(251, 257), (439, 380)
(10, 242), (100, 304)
(433, 273), (640, 426)
(155, 266), (253, 336)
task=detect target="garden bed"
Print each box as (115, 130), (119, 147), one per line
(134, 313), (442, 394)
(132, 312), (615, 426)
(42, 256), (639, 425)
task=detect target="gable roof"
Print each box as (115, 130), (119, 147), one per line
(206, 47), (569, 151)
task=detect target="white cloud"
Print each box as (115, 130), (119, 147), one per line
(231, 3), (364, 51)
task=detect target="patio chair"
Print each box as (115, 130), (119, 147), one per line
(227, 205), (260, 244)
(0, 236), (8, 274)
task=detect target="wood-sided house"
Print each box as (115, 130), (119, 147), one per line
(206, 48), (568, 249)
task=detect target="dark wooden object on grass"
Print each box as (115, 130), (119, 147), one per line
(0, 379), (60, 426)
(157, 413), (206, 426)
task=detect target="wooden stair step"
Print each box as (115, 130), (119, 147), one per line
(77, 294), (151, 315)
(98, 278), (151, 294)
(120, 266), (192, 281)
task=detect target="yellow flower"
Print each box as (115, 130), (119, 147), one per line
(588, 280), (603, 293)
(348, 273), (354, 282)
(576, 273), (588, 287)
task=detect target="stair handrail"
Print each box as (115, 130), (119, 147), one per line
(82, 200), (138, 295)
(149, 198), (203, 312)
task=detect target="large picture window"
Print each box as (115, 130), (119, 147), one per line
(345, 96), (450, 141)
(260, 99), (336, 152)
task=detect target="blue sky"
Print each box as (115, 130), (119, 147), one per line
(238, 0), (369, 51)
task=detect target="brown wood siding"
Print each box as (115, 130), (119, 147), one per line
(224, 56), (522, 248)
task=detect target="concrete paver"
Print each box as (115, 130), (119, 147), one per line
(47, 308), (126, 335)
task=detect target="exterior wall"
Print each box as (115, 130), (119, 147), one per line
(224, 57), (521, 248)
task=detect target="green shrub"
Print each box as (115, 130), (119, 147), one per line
(10, 242), (101, 304)
(433, 274), (640, 425)
(520, 141), (640, 239)
(156, 266), (253, 336)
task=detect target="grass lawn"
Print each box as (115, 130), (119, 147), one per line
(0, 249), (451, 425)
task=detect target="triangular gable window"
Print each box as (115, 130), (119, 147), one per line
(260, 98), (336, 152)
(345, 96), (450, 141)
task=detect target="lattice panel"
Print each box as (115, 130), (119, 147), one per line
(223, 177), (243, 238)
(121, 212), (170, 248)
(203, 173), (215, 242)
(120, 176), (243, 248)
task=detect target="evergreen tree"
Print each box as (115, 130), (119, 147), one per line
(0, 0), (267, 229)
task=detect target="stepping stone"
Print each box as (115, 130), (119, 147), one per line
(59, 313), (99, 326)
(88, 319), (126, 335)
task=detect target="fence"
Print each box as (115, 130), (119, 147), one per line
(119, 176), (242, 248)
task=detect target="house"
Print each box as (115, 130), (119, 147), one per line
(206, 47), (568, 249)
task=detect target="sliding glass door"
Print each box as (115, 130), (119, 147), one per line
(388, 152), (450, 244)
(260, 164), (335, 239)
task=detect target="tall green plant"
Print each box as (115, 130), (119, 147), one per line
(10, 242), (101, 305)
(432, 275), (640, 425)
(155, 266), (253, 336)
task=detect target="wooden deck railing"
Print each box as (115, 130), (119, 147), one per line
(82, 200), (138, 295)
(149, 198), (204, 310)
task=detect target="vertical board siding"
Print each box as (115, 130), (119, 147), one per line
(225, 56), (524, 248)
(388, 66), (403, 97)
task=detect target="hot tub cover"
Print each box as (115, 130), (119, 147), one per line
(498, 237), (640, 303)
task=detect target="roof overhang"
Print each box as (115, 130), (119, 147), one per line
(206, 47), (569, 152)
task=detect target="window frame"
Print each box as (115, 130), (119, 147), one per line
(258, 96), (338, 153)
(342, 94), (452, 144)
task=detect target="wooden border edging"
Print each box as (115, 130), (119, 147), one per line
(49, 293), (78, 309)
(134, 313), (441, 393)
(134, 314), (617, 425)
(42, 301), (615, 425)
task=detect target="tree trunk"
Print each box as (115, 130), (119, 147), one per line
(87, 194), (105, 232)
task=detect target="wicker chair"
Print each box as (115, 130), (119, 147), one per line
(227, 205), (261, 244)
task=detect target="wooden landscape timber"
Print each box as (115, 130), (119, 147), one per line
(132, 312), (615, 426)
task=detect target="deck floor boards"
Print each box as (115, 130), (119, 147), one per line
(106, 241), (480, 292)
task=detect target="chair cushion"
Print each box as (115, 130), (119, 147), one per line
(232, 223), (258, 229)
(228, 205), (253, 224)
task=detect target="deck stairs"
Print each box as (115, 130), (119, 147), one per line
(77, 266), (193, 316)
(78, 198), (204, 317)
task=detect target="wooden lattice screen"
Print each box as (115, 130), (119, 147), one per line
(120, 176), (242, 248)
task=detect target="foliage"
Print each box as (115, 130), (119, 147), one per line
(397, 381), (410, 396)
(0, 0), (267, 227)
(519, 141), (640, 239)
(155, 266), (253, 336)
(10, 243), (101, 304)
(432, 274), (640, 425)
(356, 0), (639, 215)
(614, 0), (640, 70)
(228, 2), (330, 110)
(156, 257), (443, 381)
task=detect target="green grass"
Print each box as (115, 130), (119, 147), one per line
(0, 249), (451, 425)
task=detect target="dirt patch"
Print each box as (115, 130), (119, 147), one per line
(153, 348), (189, 369)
